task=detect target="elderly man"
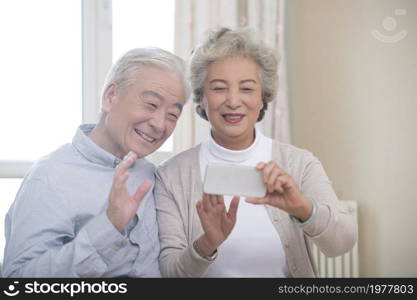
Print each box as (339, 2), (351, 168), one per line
(3, 48), (188, 277)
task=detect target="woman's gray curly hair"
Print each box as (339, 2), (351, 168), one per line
(189, 27), (278, 122)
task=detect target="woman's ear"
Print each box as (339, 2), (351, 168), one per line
(196, 96), (209, 121)
(201, 95), (208, 110)
(257, 100), (267, 122)
(102, 83), (117, 113)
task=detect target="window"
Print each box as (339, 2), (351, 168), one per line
(0, 1), (82, 161)
(0, 0), (175, 263)
(0, 0), (82, 162)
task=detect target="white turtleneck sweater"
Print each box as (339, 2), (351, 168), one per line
(199, 129), (291, 277)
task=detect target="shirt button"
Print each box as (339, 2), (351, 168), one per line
(113, 240), (126, 251)
(284, 244), (289, 249)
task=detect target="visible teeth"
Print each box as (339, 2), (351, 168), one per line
(134, 129), (156, 143)
(224, 115), (243, 120)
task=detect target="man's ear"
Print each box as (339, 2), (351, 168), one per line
(102, 83), (117, 113)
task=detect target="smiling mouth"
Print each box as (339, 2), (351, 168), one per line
(222, 113), (245, 123)
(134, 128), (157, 143)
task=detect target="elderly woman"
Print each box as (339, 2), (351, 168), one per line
(155, 27), (357, 277)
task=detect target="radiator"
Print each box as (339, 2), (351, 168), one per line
(310, 200), (359, 277)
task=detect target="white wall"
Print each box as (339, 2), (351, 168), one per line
(286, 0), (417, 277)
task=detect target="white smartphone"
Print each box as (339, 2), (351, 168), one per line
(203, 163), (267, 198)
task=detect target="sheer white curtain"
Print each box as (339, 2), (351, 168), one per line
(173, 0), (290, 154)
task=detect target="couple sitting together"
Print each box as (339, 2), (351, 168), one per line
(3, 27), (357, 278)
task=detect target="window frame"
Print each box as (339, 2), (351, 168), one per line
(0, 0), (111, 178)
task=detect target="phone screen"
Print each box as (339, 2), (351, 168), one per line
(203, 163), (266, 198)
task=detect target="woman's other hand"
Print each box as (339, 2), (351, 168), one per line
(195, 193), (239, 257)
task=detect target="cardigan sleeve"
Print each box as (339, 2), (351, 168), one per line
(299, 153), (358, 257)
(154, 164), (214, 277)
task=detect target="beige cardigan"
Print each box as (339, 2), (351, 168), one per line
(154, 141), (357, 277)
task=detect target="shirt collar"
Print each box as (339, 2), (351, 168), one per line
(207, 128), (263, 163)
(72, 124), (123, 168)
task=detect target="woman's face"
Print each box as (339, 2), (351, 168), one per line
(202, 56), (263, 150)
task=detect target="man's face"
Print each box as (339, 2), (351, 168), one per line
(102, 67), (185, 158)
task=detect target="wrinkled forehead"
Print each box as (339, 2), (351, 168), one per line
(136, 65), (188, 97)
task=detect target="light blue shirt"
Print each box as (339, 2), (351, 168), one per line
(3, 124), (161, 277)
